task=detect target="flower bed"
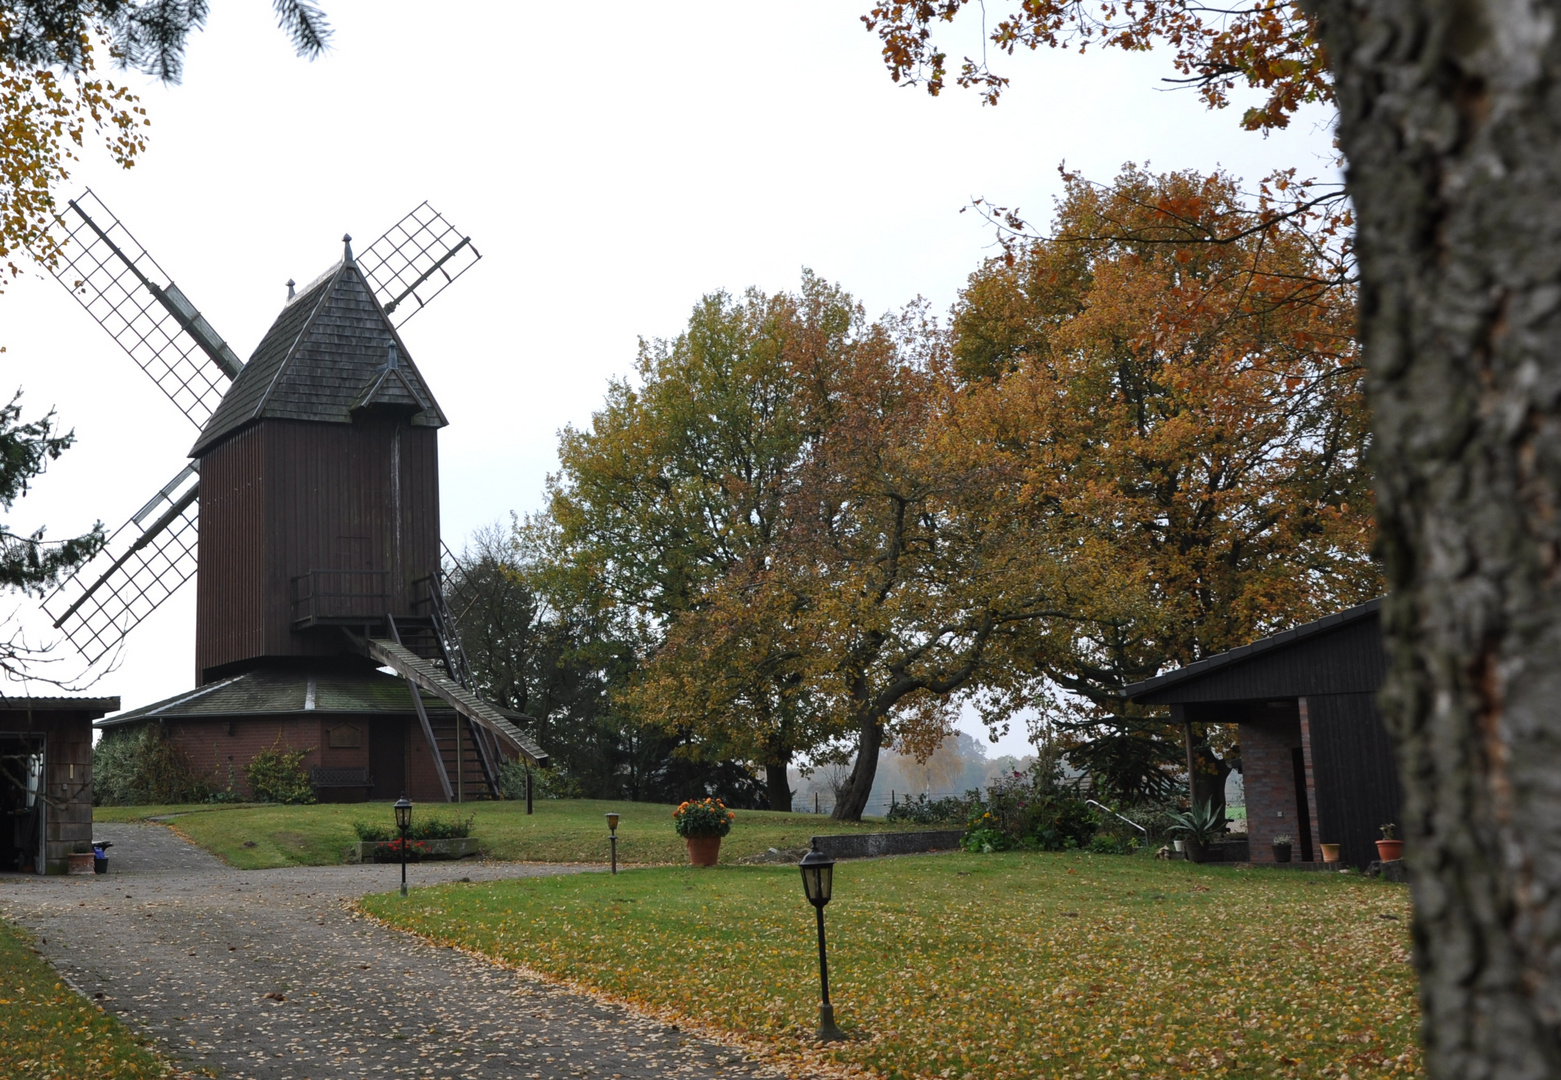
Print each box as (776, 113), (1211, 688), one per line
(341, 837), (482, 864)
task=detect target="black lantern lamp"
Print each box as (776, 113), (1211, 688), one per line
(799, 841), (845, 1042)
(606, 812), (621, 875)
(394, 794), (413, 897)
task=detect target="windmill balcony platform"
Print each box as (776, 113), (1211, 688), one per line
(292, 570), (391, 627)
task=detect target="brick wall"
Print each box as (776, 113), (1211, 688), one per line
(44, 715), (94, 873)
(168, 717), (325, 799)
(161, 714), (461, 805)
(1240, 709), (1303, 863)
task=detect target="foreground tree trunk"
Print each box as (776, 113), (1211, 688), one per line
(1313, 2), (1561, 1074)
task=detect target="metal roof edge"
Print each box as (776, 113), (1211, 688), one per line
(0, 695), (119, 715)
(97, 705), (452, 728)
(1123, 597), (1383, 703)
(97, 675), (248, 726)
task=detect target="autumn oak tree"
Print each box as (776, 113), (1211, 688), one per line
(769, 302), (1063, 821)
(949, 165), (1377, 808)
(543, 281), (842, 809)
(550, 278), (1062, 818)
(861, 2), (1561, 1076)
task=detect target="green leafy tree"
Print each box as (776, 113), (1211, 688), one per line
(545, 279), (847, 809)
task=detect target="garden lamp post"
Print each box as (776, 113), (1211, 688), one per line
(606, 812), (620, 875)
(394, 794), (413, 897)
(799, 841), (845, 1042)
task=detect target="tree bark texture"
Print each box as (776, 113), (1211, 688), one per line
(832, 711), (885, 821)
(1312, 1), (1561, 1075)
(764, 762), (793, 813)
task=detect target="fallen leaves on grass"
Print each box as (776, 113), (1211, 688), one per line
(0, 920), (178, 1078)
(362, 853), (1423, 1080)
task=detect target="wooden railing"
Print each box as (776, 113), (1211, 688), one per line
(292, 569), (389, 625)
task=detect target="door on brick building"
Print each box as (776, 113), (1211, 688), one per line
(0, 735), (44, 872)
(1290, 748), (1315, 862)
(370, 718), (407, 799)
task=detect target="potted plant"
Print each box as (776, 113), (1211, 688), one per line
(1272, 833), (1294, 863)
(1376, 822), (1403, 862)
(673, 797), (735, 866)
(1166, 799), (1227, 864)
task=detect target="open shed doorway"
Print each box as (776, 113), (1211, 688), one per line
(0, 734), (44, 873)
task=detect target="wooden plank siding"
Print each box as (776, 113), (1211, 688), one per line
(1134, 616), (1387, 705)
(195, 416), (440, 682)
(1306, 692), (1404, 869)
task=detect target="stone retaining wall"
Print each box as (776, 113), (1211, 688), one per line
(810, 830), (964, 859)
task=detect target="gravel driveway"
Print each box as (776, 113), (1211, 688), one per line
(0, 823), (784, 1079)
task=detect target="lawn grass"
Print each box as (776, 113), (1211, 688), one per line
(94, 798), (921, 869)
(361, 852), (1422, 1080)
(0, 920), (175, 1078)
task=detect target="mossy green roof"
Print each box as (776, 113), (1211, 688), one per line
(98, 668), (454, 728)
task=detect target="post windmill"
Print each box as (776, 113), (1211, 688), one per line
(41, 192), (545, 803)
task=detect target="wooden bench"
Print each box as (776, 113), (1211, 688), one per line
(309, 767), (373, 802)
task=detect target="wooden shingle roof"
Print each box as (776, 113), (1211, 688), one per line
(190, 258), (446, 457)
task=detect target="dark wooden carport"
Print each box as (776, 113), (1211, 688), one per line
(1124, 600), (1401, 869)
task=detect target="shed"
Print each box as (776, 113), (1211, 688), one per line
(1124, 600), (1400, 869)
(0, 696), (119, 873)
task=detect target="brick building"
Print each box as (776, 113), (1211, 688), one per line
(1125, 600), (1401, 869)
(97, 668), (491, 804)
(1, 696), (118, 873)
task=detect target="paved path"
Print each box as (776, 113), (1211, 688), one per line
(0, 824), (785, 1079)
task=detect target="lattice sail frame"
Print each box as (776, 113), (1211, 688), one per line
(43, 465), (200, 664)
(38, 194), (483, 665)
(43, 190), (241, 431)
(357, 203), (481, 326)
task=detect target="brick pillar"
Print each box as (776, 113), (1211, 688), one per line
(1297, 696), (1323, 858)
(1240, 716), (1303, 864)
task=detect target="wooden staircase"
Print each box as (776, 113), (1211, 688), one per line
(427, 713), (498, 803)
(344, 591), (545, 803)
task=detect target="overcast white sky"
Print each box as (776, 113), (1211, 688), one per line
(1, 2), (1337, 754)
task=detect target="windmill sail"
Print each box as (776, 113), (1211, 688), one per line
(42, 465), (200, 665)
(43, 189), (241, 429)
(356, 203), (481, 327)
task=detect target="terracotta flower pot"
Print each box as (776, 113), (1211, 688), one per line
(1319, 842), (1342, 863)
(685, 835), (722, 867)
(1375, 839), (1404, 862)
(1272, 843), (1293, 864)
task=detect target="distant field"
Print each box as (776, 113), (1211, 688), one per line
(0, 920), (174, 1078)
(363, 853), (1422, 1080)
(94, 798), (921, 869)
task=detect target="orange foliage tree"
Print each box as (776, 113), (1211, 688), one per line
(943, 165), (1377, 804)
(862, 0), (1327, 131)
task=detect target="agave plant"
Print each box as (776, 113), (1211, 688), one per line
(1167, 799), (1228, 844)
